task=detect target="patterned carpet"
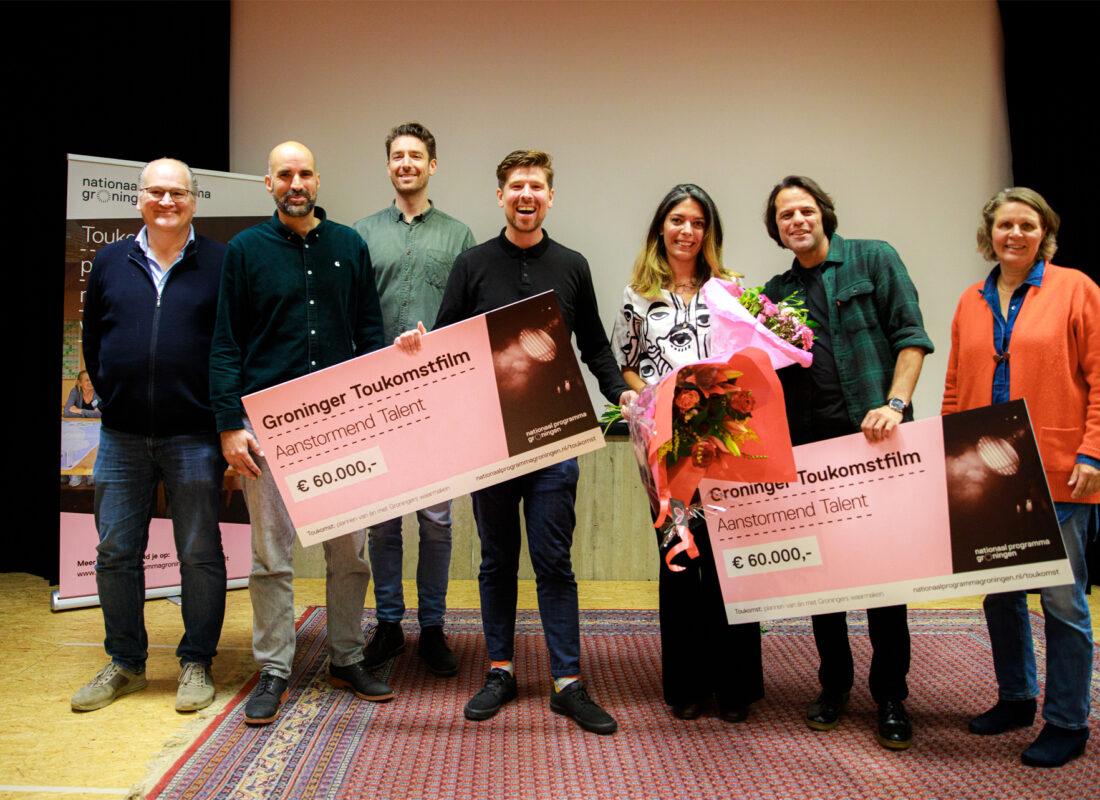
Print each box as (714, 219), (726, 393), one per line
(149, 608), (1099, 799)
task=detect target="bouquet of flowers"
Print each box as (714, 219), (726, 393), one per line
(735, 285), (815, 352)
(701, 278), (814, 369)
(604, 278), (814, 571)
(661, 364), (759, 469)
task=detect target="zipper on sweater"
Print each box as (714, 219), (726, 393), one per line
(147, 292), (161, 436)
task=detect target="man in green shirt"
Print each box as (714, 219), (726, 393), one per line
(353, 123), (476, 679)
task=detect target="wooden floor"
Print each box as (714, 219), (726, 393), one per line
(1, 572), (1097, 800)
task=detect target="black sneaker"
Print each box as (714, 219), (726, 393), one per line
(464, 669), (517, 720)
(329, 659), (394, 701)
(418, 626), (458, 676)
(364, 621), (405, 668)
(549, 681), (618, 735)
(244, 672), (289, 726)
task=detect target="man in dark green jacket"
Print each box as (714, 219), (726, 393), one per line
(763, 175), (933, 752)
(211, 141), (390, 725)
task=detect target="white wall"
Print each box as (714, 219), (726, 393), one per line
(230, 0), (1010, 419)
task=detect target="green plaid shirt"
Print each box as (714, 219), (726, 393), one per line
(764, 235), (934, 436)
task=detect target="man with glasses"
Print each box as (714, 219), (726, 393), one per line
(73, 158), (228, 713)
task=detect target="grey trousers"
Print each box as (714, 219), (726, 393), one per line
(240, 421), (370, 677)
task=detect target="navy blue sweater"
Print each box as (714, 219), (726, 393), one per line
(83, 234), (226, 436)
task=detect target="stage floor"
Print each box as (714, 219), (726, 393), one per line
(1, 574), (1096, 799)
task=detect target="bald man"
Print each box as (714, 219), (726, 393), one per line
(74, 158), (227, 714)
(211, 142), (390, 725)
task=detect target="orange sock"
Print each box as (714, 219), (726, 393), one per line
(490, 660), (514, 675)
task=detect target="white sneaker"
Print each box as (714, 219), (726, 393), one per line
(176, 663), (215, 712)
(71, 662), (148, 711)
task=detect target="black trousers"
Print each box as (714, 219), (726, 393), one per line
(656, 514), (765, 710)
(811, 604), (910, 703)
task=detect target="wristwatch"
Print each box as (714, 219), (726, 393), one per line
(887, 397), (907, 413)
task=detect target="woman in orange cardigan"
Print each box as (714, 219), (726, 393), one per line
(942, 187), (1100, 768)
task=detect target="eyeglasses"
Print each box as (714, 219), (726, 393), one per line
(140, 187), (193, 202)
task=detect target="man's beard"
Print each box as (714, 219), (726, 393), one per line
(276, 190), (315, 217)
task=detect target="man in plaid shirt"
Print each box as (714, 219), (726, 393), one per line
(763, 175), (933, 752)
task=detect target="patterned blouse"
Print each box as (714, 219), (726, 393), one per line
(611, 285), (714, 385)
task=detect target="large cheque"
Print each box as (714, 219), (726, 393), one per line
(242, 293), (604, 545)
(700, 400), (1074, 624)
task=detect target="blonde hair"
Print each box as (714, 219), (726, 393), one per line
(629, 184), (737, 297)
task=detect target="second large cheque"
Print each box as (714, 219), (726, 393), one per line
(242, 293), (604, 545)
(700, 400), (1074, 624)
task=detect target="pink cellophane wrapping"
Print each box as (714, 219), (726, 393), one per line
(626, 278), (813, 528)
(701, 278), (813, 370)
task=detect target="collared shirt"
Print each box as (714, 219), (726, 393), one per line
(136, 224), (196, 298)
(352, 202), (476, 343)
(210, 208), (385, 432)
(764, 234), (934, 441)
(980, 260), (1045, 407)
(978, 260), (1099, 512)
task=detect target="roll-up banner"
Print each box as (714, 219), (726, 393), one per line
(57, 154), (270, 610)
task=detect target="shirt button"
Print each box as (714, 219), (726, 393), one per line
(305, 244), (310, 248)
(310, 299), (315, 305)
(311, 360), (316, 366)
(311, 329), (316, 335)
(308, 270), (312, 275)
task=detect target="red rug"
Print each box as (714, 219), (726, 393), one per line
(148, 608), (1099, 799)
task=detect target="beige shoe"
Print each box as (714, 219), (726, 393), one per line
(71, 662), (148, 711)
(176, 663), (215, 712)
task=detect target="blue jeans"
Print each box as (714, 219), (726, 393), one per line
(983, 502), (1094, 729)
(367, 501), (452, 628)
(93, 426), (227, 673)
(472, 459), (580, 678)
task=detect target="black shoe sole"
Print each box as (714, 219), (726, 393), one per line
(464, 700), (508, 720)
(243, 689), (289, 726)
(719, 707), (751, 723)
(969, 718), (1035, 735)
(421, 656), (459, 677)
(549, 701), (618, 735)
(877, 733), (913, 750)
(464, 687), (517, 720)
(1021, 743), (1087, 768)
(328, 676), (394, 702)
(426, 665), (459, 677)
(807, 697), (849, 731)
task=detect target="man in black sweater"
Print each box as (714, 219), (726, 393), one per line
(403, 150), (635, 734)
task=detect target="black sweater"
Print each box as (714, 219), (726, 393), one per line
(435, 229), (629, 404)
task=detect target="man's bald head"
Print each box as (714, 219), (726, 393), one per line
(267, 141), (315, 176)
(265, 141), (320, 221)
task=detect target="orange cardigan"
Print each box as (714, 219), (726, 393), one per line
(942, 263), (1100, 503)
